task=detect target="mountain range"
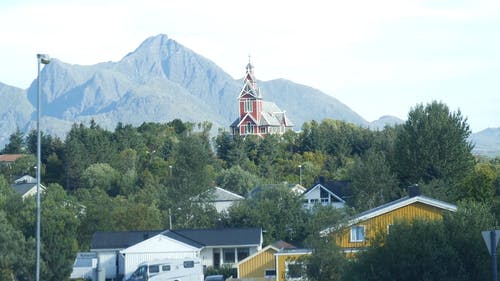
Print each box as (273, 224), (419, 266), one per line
(0, 34), (498, 157)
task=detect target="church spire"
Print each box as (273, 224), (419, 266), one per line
(246, 55), (254, 75)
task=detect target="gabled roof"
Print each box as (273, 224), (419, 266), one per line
(163, 228), (262, 247)
(320, 195), (457, 235)
(91, 230), (163, 249)
(304, 180), (352, 201)
(11, 175), (45, 197)
(236, 113), (258, 127)
(350, 195), (457, 223)
(211, 187), (244, 202)
(236, 240), (296, 265)
(91, 228), (262, 250)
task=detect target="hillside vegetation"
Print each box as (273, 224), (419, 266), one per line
(1, 101), (499, 281)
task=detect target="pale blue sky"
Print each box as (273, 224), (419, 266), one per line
(0, 0), (498, 132)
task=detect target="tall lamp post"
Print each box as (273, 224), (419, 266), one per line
(36, 53), (50, 281)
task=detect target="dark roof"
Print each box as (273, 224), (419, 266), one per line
(163, 228), (262, 247)
(12, 183), (36, 196)
(91, 230), (162, 249)
(90, 227), (262, 250)
(304, 179), (352, 200)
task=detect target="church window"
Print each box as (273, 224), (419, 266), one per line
(244, 99), (253, 112)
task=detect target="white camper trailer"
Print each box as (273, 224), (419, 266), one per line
(127, 258), (204, 281)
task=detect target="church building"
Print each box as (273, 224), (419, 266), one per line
(230, 61), (294, 136)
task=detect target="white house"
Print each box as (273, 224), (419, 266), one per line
(302, 179), (351, 210)
(11, 175), (46, 199)
(208, 187), (244, 213)
(75, 228), (263, 280)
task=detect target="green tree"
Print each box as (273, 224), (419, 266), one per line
(225, 186), (306, 244)
(1, 128), (25, 154)
(6, 155), (36, 180)
(80, 163), (120, 195)
(347, 149), (400, 211)
(458, 163), (496, 204)
(40, 183), (81, 281)
(344, 219), (463, 281)
(393, 101), (475, 195)
(443, 201), (495, 280)
(26, 129), (53, 163)
(0, 211), (33, 281)
(216, 165), (260, 196)
(303, 234), (346, 281)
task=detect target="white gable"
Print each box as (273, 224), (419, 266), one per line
(121, 234), (200, 254)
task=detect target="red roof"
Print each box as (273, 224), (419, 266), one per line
(0, 154), (25, 162)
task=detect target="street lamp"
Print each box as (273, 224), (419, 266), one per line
(36, 53), (50, 281)
(298, 164), (302, 186)
(169, 165), (172, 177)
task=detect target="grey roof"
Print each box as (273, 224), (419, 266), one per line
(163, 228), (262, 247)
(11, 175), (44, 197)
(91, 227), (262, 250)
(211, 187), (244, 202)
(91, 230), (162, 249)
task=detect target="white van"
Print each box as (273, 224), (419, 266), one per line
(127, 258), (204, 281)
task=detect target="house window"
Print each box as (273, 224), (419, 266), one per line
(223, 248), (235, 263)
(387, 224), (393, 234)
(244, 99), (253, 112)
(350, 225), (365, 242)
(286, 262), (304, 280)
(265, 269), (276, 278)
(237, 248), (250, 261)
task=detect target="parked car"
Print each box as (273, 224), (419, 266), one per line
(204, 275), (224, 281)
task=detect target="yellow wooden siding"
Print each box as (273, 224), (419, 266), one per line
(336, 202), (445, 249)
(239, 248), (276, 278)
(276, 254), (302, 281)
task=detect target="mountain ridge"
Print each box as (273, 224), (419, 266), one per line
(0, 34), (497, 157)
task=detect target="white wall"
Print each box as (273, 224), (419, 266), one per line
(95, 250), (119, 279)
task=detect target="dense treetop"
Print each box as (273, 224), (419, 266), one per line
(1, 102), (499, 281)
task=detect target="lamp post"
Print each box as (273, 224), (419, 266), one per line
(298, 164), (302, 186)
(36, 53), (50, 281)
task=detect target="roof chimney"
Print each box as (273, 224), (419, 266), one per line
(319, 176), (325, 185)
(408, 184), (421, 197)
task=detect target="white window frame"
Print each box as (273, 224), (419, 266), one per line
(264, 268), (276, 278)
(350, 225), (366, 242)
(244, 99), (253, 112)
(285, 261), (305, 281)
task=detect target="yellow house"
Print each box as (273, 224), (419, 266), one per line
(321, 191), (457, 254)
(275, 249), (311, 281)
(237, 245), (279, 280)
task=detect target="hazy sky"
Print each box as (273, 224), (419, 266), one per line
(0, 0), (498, 132)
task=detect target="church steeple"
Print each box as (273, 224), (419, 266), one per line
(241, 56), (261, 99)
